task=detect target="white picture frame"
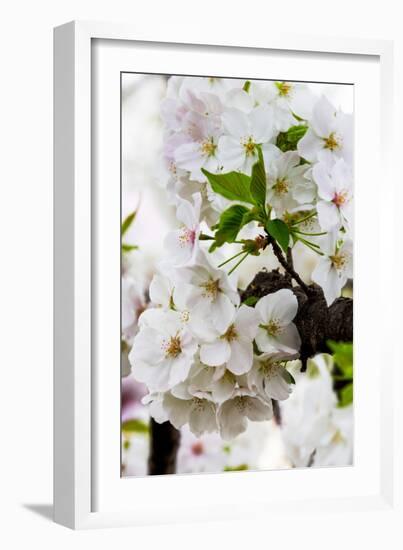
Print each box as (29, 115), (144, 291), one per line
(54, 20), (397, 530)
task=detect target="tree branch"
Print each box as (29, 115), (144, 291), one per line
(267, 236), (311, 296)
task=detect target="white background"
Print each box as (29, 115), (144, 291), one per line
(0, 0), (401, 548)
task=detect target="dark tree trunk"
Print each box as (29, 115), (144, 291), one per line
(148, 419), (181, 475)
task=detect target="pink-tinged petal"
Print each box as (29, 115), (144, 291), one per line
(200, 339), (231, 367)
(175, 142), (204, 172)
(164, 229), (194, 266)
(297, 128), (323, 162)
(227, 340), (253, 375)
(317, 200), (340, 231)
(176, 194), (200, 229)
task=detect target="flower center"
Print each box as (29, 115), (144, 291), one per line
(163, 335), (182, 358)
(179, 227), (196, 247)
(200, 279), (220, 300)
(273, 177), (289, 195)
(191, 441), (204, 456)
(331, 429), (345, 444)
(222, 323), (238, 342)
(260, 359), (281, 378)
(329, 252), (347, 271)
(234, 396), (248, 413)
(200, 138), (217, 157)
(261, 318), (282, 337)
(242, 136), (257, 156)
(332, 191), (348, 207)
(276, 81), (292, 97)
(180, 310), (190, 323)
(323, 132), (341, 151)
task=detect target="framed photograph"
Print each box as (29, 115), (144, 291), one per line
(54, 21), (396, 529)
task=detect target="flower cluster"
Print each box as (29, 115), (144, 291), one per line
(130, 251), (300, 440)
(129, 76), (354, 440)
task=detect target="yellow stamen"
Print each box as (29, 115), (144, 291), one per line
(323, 132), (341, 151)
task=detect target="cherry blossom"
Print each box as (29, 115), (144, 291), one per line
(313, 158), (353, 231)
(248, 353), (296, 402)
(297, 96), (353, 165)
(217, 388), (273, 440)
(311, 233), (353, 305)
(255, 289), (301, 355)
(199, 304), (259, 374)
(266, 150), (316, 216)
(129, 309), (198, 392)
(164, 193), (202, 266)
(217, 106), (279, 174)
(178, 250), (240, 333)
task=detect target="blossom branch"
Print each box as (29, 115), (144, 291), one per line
(266, 235), (311, 296)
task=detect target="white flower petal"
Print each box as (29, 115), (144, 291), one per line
(317, 200), (340, 231)
(297, 128), (323, 162)
(163, 393), (191, 428)
(217, 400), (248, 440)
(227, 340), (253, 375)
(200, 339), (231, 367)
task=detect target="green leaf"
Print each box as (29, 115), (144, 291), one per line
(281, 369), (296, 385)
(250, 148), (267, 206)
(243, 296), (259, 307)
(327, 340), (353, 378)
(224, 464), (248, 472)
(276, 124), (308, 152)
(212, 205), (250, 250)
(121, 419), (149, 434)
(243, 80), (251, 93)
(338, 383), (353, 407)
(202, 168), (254, 204)
(121, 210), (137, 236)
(266, 219), (290, 252)
(122, 243), (139, 253)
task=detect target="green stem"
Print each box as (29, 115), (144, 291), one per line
(218, 250), (245, 268)
(291, 211), (317, 226)
(293, 230), (327, 237)
(228, 252), (249, 275)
